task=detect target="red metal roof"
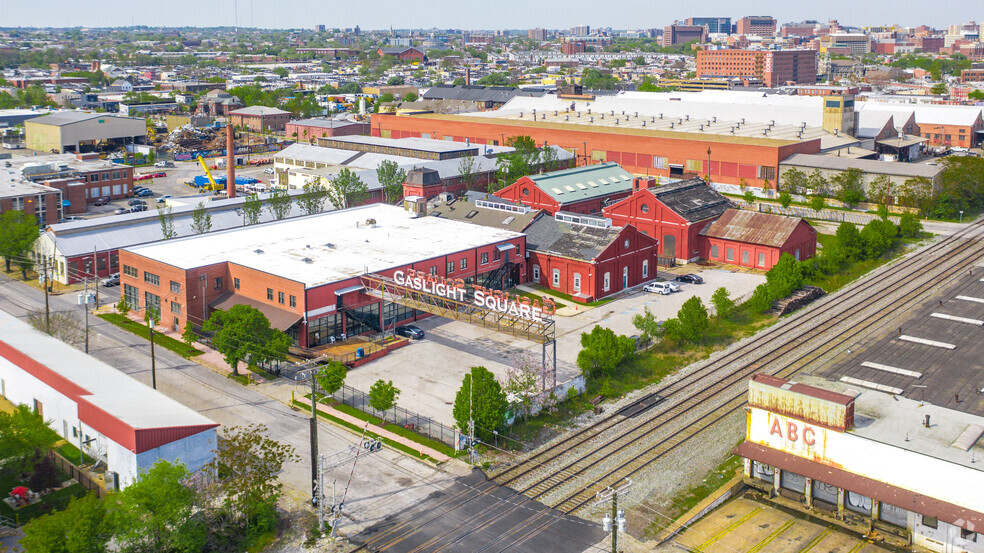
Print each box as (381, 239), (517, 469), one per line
(699, 209), (815, 248)
(735, 441), (984, 530)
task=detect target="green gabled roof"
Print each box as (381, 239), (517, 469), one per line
(529, 162), (635, 205)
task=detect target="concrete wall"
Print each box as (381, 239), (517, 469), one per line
(134, 428), (217, 485)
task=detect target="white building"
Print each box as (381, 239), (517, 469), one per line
(0, 311), (218, 489)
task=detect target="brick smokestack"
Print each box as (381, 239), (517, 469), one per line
(226, 123), (236, 199)
(465, 67), (471, 86)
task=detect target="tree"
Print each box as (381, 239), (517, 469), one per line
(970, 89), (984, 101)
(376, 160), (407, 204)
(835, 222), (863, 260)
(368, 380), (400, 413)
(28, 454), (61, 494)
(21, 493), (112, 553)
(0, 404), (59, 474)
(930, 82), (948, 95)
(631, 307), (660, 345)
(325, 168), (368, 209)
(386, 76), (405, 86)
(476, 72), (509, 86)
(677, 296), (709, 343)
(116, 295), (130, 315)
(503, 351), (555, 419)
(203, 305), (291, 376)
(868, 174), (894, 206)
(0, 209), (38, 274)
(457, 155), (479, 194)
(316, 360), (347, 399)
(807, 169), (831, 197)
(181, 324), (198, 347)
(190, 201), (212, 234)
(298, 180), (329, 215)
(766, 253), (804, 297)
(273, 67), (289, 78)
(781, 167), (807, 195)
(112, 461), (205, 553)
(778, 191), (792, 208)
(860, 218), (897, 259)
(711, 287), (735, 320)
(576, 325), (635, 379)
(452, 367), (508, 441)
(27, 309), (84, 348)
(157, 205), (176, 239)
(809, 195), (826, 212)
(266, 187), (292, 220)
(242, 193), (262, 225)
(743, 189), (756, 205)
(833, 168), (866, 206)
(899, 211), (923, 238)
(402, 92), (418, 102)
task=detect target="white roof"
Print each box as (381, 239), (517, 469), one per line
(0, 310), (216, 430)
(275, 143), (421, 170)
(125, 204), (523, 288)
(857, 101), (983, 127)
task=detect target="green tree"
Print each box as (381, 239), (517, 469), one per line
(116, 295), (130, 315)
(765, 253), (804, 297)
(21, 493), (112, 553)
(476, 72), (509, 86)
(867, 174), (894, 206)
(298, 180), (329, 215)
(242, 192), (262, 225)
(930, 82), (948, 95)
(711, 287), (735, 320)
(452, 367), (508, 441)
(386, 75), (405, 85)
(677, 296), (709, 343)
(809, 195), (826, 212)
(157, 205), (176, 239)
(376, 160), (407, 204)
(631, 307), (660, 345)
(899, 211), (923, 238)
(326, 168), (368, 209)
(403, 92), (418, 102)
(266, 187), (292, 220)
(576, 325), (635, 379)
(970, 90), (984, 101)
(368, 379), (400, 413)
(807, 169), (830, 197)
(835, 222), (863, 260)
(181, 324), (197, 347)
(316, 360), (347, 398)
(0, 209), (38, 274)
(273, 67), (288, 78)
(457, 155), (479, 194)
(833, 168), (866, 206)
(781, 167), (807, 194)
(0, 404), (59, 474)
(743, 189), (756, 205)
(778, 191), (792, 208)
(203, 305), (291, 376)
(190, 201), (212, 234)
(112, 461), (205, 553)
(860, 218), (897, 259)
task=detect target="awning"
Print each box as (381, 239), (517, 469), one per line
(734, 441), (984, 530)
(334, 284), (364, 296)
(496, 243), (517, 252)
(61, 200), (71, 207)
(208, 291), (301, 331)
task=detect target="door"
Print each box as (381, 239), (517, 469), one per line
(622, 267), (628, 289)
(663, 235), (676, 259)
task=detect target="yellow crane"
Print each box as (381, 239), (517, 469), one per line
(196, 155), (222, 191)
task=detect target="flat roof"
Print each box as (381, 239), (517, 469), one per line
(0, 173), (58, 199)
(228, 105), (291, 116)
(324, 135), (478, 154)
(781, 153), (943, 178)
(124, 204), (524, 288)
(26, 111), (144, 127)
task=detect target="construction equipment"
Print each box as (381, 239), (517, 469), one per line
(196, 155), (223, 191)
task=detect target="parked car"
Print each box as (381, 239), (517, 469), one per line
(156, 195), (172, 203)
(62, 216), (83, 222)
(133, 185), (148, 192)
(93, 197), (110, 206)
(133, 173), (153, 181)
(154, 161), (174, 168)
(100, 273), (120, 287)
(675, 274), (704, 284)
(137, 189), (154, 197)
(263, 168), (274, 174)
(395, 325), (425, 340)
(127, 199), (147, 206)
(644, 281), (680, 295)
(131, 204), (148, 212)
(114, 207), (129, 215)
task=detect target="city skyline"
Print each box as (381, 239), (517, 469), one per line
(0, 0), (979, 31)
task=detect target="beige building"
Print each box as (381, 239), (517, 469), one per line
(25, 112), (147, 154)
(779, 154), (942, 197)
(228, 106), (291, 132)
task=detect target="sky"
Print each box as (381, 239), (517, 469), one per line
(0, 0), (979, 30)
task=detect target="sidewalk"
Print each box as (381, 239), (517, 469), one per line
(292, 396), (451, 463)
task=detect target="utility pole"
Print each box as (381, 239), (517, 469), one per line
(148, 318), (157, 389)
(310, 369), (320, 504)
(597, 479), (632, 553)
(82, 278), (90, 353)
(42, 260), (50, 334)
(93, 246), (99, 309)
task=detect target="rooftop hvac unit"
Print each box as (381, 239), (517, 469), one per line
(712, 116), (717, 122)
(699, 124), (704, 131)
(642, 121), (646, 127)
(659, 113), (663, 119)
(670, 122), (675, 128)
(685, 114), (690, 121)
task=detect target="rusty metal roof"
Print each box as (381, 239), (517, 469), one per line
(699, 209), (813, 248)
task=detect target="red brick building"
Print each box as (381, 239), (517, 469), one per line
(284, 118), (369, 143)
(603, 176), (730, 262)
(0, 180), (62, 226)
(736, 16), (777, 37)
(229, 106), (292, 132)
(372, 113), (820, 190)
(696, 49), (818, 87)
(699, 209), (817, 270)
(495, 162), (636, 215)
(10, 153), (134, 205)
(561, 41), (586, 55)
(377, 47), (426, 62)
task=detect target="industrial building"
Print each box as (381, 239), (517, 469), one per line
(0, 311), (218, 490)
(5, 152), (135, 208)
(24, 112), (147, 154)
(0, 177), (62, 226)
(494, 162), (637, 215)
(228, 106), (292, 132)
(118, 204), (526, 345)
(698, 209), (817, 269)
(695, 49), (818, 87)
(736, 374), (984, 553)
(779, 154), (943, 198)
(285, 118), (369, 143)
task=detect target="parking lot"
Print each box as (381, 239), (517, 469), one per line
(344, 268), (766, 426)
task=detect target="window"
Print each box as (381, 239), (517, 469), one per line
(267, 288), (274, 300)
(794, 249), (800, 261)
(447, 261), (455, 273)
(144, 272), (159, 286)
(430, 266), (437, 275)
(170, 301), (181, 315)
(552, 269), (560, 286)
(961, 528), (977, 541)
(572, 273), (581, 292)
(522, 187), (530, 196)
(624, 238), (630, 249)
(921, 515), (938, 529)
(758, 253), (766, 267)
(123, 283), (139, 308)
(759, 166), (776, 181)
(144, 291), (161, 315)
(289, 295), (296, 308)
(711, 245), (719, 258)
(494, 248), (501, 261)
(642, 260), (649, 278)
(727, 248), (734, 262)
(640, 204), (649, 213)
(460, 258), (467, 270)
(481, 252), (489, 265)
(742, 250), (749, 265)
(603, 272), (610, 291)
(170, 280), (181, 293)
(278, 291), (285, 304)
(101, 172), (110, 181)
(89, 173), (99, 182)
(234, 278), (240, 290)
(532, 265), (540, 282)
(214, 277), (222, 290)
(112, 171), (121, 180)
(685, 159), (703, 172)
(123, 264), (137, 277)
(653, 156), (668, 169)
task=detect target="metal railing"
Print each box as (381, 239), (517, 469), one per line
(49, 450), (106, 499)
(331, 384), (458, 448)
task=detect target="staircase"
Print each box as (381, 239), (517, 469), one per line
(0, 514), (18, 535)
(481, 261), (516, 290)
(342, 307), (382, 333)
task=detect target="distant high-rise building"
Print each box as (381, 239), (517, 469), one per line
(696, 49), (817, 87)
(529, 28), (548, 41)
(314, 24), (325, 32)
(736, 16), (777, 37)
(570, 25), (590, 36)
(662, 25), (707, 47)
(561, 41), (586, 55)
(685, 17), (731, 34)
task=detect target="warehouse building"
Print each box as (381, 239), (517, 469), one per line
(285, 118), (369, 143)
(118, 204), (526, 346)
(699, 209), (817, 269)
(737, 374), (984, 553)
(25, 112), (147, 154)
(0, 177), (62, 226)
(0, 311), (218, 490)
(779, 154), (943, 198)
(6, 152), (135, 208)
(494, 162), (637, 215)
(229, 106), (292, 132)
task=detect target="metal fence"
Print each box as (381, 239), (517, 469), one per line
(49, 450), (105, 499)
(753, 202), (900, 226)
(331, 384), (458, 448)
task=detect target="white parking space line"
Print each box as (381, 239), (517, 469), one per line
(897, 335), (956, 349)
(840, 376), (904, 395)
(930, 312), (984, 326)
(955, 295), (984, 304)
(860, 361), (922, 379)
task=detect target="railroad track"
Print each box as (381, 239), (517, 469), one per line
(491, 218), (984, 516)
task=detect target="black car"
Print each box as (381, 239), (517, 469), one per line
(395, 325), (425, 340)
(675, 273), (704, 284)
(93, 197), (110, 206)
(131, 204), (149, 212)
(127, 199), (147, 206)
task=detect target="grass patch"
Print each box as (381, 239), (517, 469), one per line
(227, 372), (253, 386)
(96, 313), (203, 358)
(0, 468), (87, 523)
(247, 365), (278, 381)
(525, 283), (615, 307)
(55, 443), (93, 466)
(644, 454), (742, 537)
(293, 400), (443, 463)
(511, 289), (567, 310)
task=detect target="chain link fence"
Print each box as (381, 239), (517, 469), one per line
(332, 384), (458, 448)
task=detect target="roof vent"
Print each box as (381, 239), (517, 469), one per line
(324, 242), (334, 248)
(670, 122), (675, 129)
(642, 121), (646, 127)
(659, 113), (663, 119)
(712, 116), (717, 122)
(519, 112), (523, 118)
(254, 248), (264, 254)
(302, 257), (313, 264)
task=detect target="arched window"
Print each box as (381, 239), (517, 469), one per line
(552, 269), (560, 287)
(532, 265), (540, 282)
(573, 273), (582, 292)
